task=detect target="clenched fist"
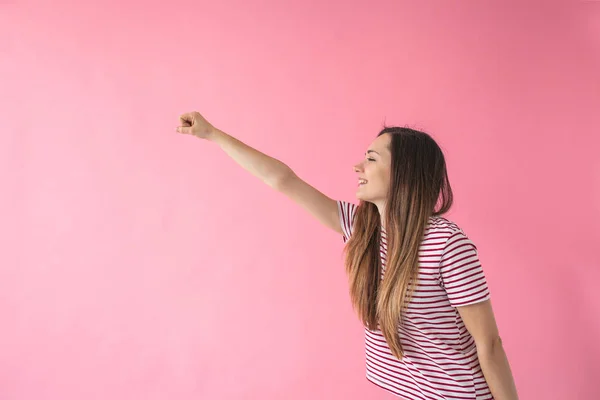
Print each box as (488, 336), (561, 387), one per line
(176, 111), (216, 140)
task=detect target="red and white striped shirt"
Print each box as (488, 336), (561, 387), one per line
(337, 200), (493, 400)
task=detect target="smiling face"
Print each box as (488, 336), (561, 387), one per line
(354, 133), (392, 212)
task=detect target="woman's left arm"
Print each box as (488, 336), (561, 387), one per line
(457, 300), (519, 400)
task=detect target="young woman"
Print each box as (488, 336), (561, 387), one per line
(176, 111), (519, 400)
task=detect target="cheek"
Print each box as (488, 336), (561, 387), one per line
(371, 168), (388, 183)
(376, 171), (391, 191)
(366, 168), (389, 190)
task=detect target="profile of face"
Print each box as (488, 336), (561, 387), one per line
(354, 133), (392, 207)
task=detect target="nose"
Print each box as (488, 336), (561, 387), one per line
(353, 162), (364, 173)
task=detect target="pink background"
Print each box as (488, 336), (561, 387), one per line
(1, 1), (599, 399)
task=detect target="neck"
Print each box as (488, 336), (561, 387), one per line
(376, 202), (386, 230)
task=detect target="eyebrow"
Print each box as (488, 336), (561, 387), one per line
(366, 150), (380, 155)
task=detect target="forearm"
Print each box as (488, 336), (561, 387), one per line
(208, 129), (293, 187)
(477, 339), (519, 400)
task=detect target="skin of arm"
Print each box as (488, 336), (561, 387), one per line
(457, 300), (519, 400)
(208, 128), (293, 188)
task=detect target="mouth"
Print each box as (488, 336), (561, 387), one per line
(358, 179), (368, 186)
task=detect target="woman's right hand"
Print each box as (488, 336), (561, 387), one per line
(176, 111), (217, 140)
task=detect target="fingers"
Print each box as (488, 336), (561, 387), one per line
(177, 112), (196, 134)
(179, 112), (194, 126)
(176, 126), (193, 134)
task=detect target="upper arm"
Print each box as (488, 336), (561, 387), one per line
(440, 230), (490, 307)
(440, 230), (499, 349)
(275, 172), (343, 236)
(457, 300), (501, 351)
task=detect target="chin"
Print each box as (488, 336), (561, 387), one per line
(355, 193), (371, 203)
(356, 187), (381, 203)
(356, 191), (382, 205)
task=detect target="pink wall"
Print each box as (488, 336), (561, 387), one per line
(1, 1), (599, 399)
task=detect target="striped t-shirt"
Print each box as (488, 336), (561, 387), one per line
(337, 201), (493, 400)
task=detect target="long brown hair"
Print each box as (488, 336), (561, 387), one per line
(343, 127), (453, 360)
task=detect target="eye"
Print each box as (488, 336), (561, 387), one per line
(367, 158), (376, 162)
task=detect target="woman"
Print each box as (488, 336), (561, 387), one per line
(176, 111), (519, 400)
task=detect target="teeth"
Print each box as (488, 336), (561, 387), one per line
(359, 179), (367, 184)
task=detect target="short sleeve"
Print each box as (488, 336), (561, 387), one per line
(336, 200), (358, 243)
(440, 230), (491, 307)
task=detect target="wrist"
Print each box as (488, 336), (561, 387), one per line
(207, 128), (226, 143)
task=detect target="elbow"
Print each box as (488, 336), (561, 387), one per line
(476, 335), (503, 357)
(270, 168), (295, 190)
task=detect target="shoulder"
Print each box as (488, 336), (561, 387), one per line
(336, 200), (359, 242)
(426, 216), (476, 249)
(337, 200), (358, 224)
(426, 215), (464, 237)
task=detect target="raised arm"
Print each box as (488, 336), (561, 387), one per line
(176, 111), (343, 235)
